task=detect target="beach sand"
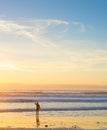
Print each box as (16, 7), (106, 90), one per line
(0, 116), (107, 129)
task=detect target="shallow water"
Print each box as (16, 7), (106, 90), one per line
(0, 90), (107, 117)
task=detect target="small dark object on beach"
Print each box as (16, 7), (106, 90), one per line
(45, 125), (48, 127)
(72, 125), (77, 129)
(97, 121), (100, 124)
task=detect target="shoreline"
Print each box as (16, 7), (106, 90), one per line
(0, 128), (84, 130)
(0, 116), (107, 129)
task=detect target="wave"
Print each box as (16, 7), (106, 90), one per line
(0, 106), (107, 113)
(0, 98), (107, 103)
(1, 90), (107, 96)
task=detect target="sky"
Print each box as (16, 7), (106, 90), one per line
(0, 0), (107, 90)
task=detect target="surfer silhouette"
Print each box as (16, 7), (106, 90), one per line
(35, 101), (40, 115)
(35, 101), (40, 127)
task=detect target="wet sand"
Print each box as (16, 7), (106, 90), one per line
(0, 116), (107, 129)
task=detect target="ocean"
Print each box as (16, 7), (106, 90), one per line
(0, 90), (107, 118)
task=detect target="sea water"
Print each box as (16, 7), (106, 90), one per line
(0, 90), (107, 118)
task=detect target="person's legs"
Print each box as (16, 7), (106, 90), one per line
(36, 110), (40, 127)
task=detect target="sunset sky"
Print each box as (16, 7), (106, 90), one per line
(0, 0), (107, 90)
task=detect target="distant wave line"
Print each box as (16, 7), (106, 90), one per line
(0, 107), (107, 113)
(0, 99), (107, 103)
(1, 94), (107, 98)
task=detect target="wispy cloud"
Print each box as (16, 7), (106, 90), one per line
(0, 48), (107, 72)
(71, 21), (87, 32)
(0, 19), (69, 47)
(0, 18), (89, 48)
(0, 61), (18, 71)
(0, 18), (106, 73)
(32, 19), (69, 25)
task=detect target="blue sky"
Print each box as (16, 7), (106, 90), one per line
(0, 0), (107, 89)
(0, 0), (107, 42)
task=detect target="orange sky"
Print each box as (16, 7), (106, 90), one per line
(0, 83), (107, 91)
(0, 67), (107, 90)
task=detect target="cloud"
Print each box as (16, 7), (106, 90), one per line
(0, 48), (107, 72)
(71, 21), (87, 32)
(0, 19), (69, 47)
(0, 18), (90, 51)
(0, 18), (106, 73)
(0, 20), (28, 32)
(32, 19), (69, 25)
(69, 50), (107, 71)
(0, 61), (18, 71)
(0, 18), (89, 48)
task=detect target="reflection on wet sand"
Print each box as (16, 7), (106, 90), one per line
(36, 112), (40, 127)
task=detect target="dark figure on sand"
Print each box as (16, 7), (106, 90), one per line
(35, 101), (40, 127)
(35, 101), (40, 115)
